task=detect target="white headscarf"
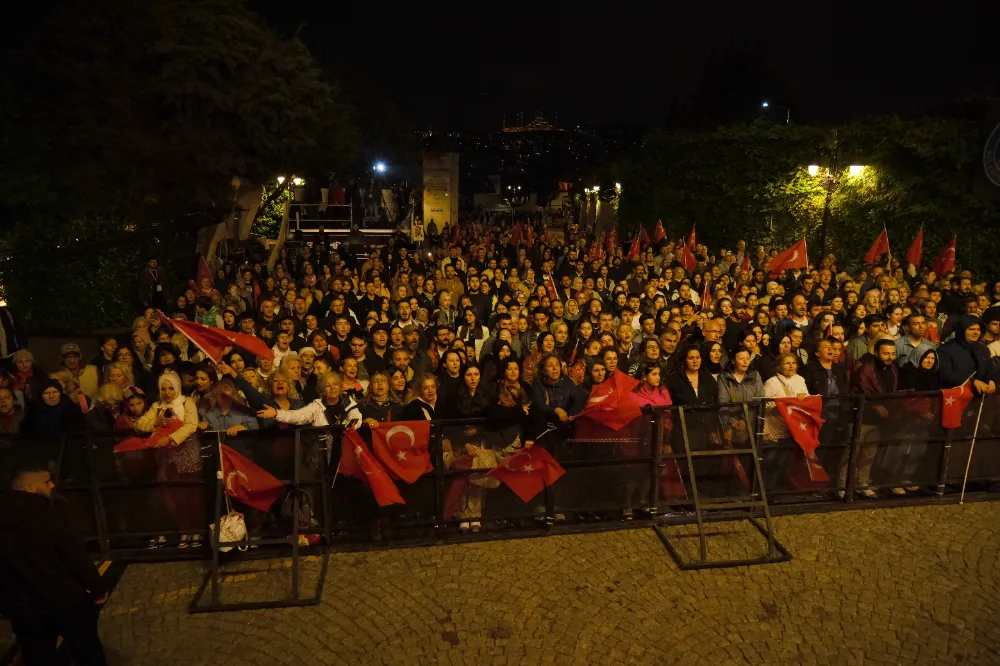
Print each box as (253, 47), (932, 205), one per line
(157, 370), (186, 420)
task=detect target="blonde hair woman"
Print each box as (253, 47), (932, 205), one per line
(104, 361), (134, 390)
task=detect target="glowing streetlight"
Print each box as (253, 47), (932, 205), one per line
(291, 177), (303, 186)
(592, 185), (600, 192)
(807, 165), (820, 176)
(615, 182), (622, 191)
(761, 101), (770, 108)
(848, 165), (865, 177)
(517, 186), (521, 190)
(584, 188), (591, 194)
(374, 162), (386, 174)
(276, 176), (286, 184)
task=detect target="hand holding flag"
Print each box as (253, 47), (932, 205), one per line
(487, 446), (566, 502)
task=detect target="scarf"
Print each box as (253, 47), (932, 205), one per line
(156, 371), (186, 420)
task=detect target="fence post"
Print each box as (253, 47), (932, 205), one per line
(83, 434), (111, 559)
(431, 421), (446, 533)
(291, 429), (301, 601)
(936, 427), (953, 497)
(210, 438), (225, 608)
(648, 407), (662, 517)
(845, 396), (867, 505)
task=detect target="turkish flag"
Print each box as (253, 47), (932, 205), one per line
(680, 241), (697, 273)
(774, 395), (825, 456)
(905, 226), (924, 266)
(639, 225), (651, 248)
(864, 229), (890, 265)
(543, 273), (560, 303)
(370, 420), (433, 484)
(525, 224), (536, 246)
(197, 256), (214, 286)
(625, 235), (641, 262)
(653, 219), (666, 243)
(740, 254), (751, 273)
(941, 380), (975, 429)
(341, 429), (405, 506)
(510, 222), (523, 245)
(487, 446), (566, 503)
(767, 239), (808, 277)
(114, 418), (184, 452)
(220, 444), (285, 512)
(578, 370), (642, 431)
(158, 312), (274, 363)
(688, 225), (696, 246)
(605, 228), (618, 254)
(700, 278), (712, 312)
(932, 236), (957, 276)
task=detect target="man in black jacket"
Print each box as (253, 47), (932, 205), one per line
(0, 462), (108, 665)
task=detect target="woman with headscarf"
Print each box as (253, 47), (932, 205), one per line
(134, 371), (203, 548)
(481, 340), (517, 388)
(937, 315), (999, 392)
(9, 349), (45, 407)
(759, 333), (793, 382)
(886, 348), (940, 495)
(700, 341), (724, 381)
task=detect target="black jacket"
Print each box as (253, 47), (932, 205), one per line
(801, 360), (849, 397)
(0, 491), (106, 616)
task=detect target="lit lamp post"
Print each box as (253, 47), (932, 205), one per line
(809, 164), (867, 258)
(761, 100), (791, 124)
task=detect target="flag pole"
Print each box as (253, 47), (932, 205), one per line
(959, 394), (987, 504)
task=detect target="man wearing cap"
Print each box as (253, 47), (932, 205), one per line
(60, 344), (99, 399)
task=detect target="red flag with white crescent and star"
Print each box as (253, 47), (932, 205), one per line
(932, 235), (957, 276)
(157, 311), (275, 363)
(625, 235), (641, 262)
(653, 219), (666, 243)
(487, 446), (566, 503)
(941, 380), (975, 429)
(341, 429), (405, 506)
(370, 420), (433, 484)
(220, 444), (285, 512)
(578, 370), (642, 431)
(680, 241), (697, 274)
(767, 239), (808, 277)
(774, 396), (825, 456)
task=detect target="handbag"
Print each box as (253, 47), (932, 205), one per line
(210, 510), (249, 553)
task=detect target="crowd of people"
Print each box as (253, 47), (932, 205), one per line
(2, 218), (1000, 539)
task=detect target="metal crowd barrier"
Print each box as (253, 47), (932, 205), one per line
(1, 391), (997, 569)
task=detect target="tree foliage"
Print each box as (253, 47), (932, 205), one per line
(0, 0), (359, 332)
(618, 114), (1000, 275)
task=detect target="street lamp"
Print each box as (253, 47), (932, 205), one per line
(291, 176), (303, 186)
(807, 165), (820, 176)
(584, 188), (591, 194)
(761, 101), (770, 108)
(592, 185), (600, 192)
(277, 176), (286, 184)
(761, 100), (790, 124)
(848, 165), (866, 177)
(615, 182), (622, 191)
(374, 162), (386, 174)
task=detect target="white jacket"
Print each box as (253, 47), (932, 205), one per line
(275, 396), (361, 428)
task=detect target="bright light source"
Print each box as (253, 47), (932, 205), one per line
(517, 186), (521, 190)
(584, 188), (591, 194)
(761, 101), (770, 108)
(374, 162), (386, 174)
(615, 182), (622, 190)
(291, 177), (303, 186)
(848, 165), (865, 176)
(276, 176), (286, 184)
(807, 165), (820, 176)
(508, 186), (512, 190)
(592, 185), (600, 192)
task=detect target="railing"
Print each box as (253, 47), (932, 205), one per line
(2, 390), (998, 561)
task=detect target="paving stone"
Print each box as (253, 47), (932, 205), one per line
(57, 502), (999, 665)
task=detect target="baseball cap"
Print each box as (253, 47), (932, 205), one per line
(401, 324), (420, 334)
(60, 343), (82, 356)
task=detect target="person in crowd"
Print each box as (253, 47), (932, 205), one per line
(59, 344), (99, 400)
(847, 339), (899, 498)
(0, 386), (25, 435)
(761, 352), (811, 491)
(22, 379), (86, 435)
(530, 354), (584, 429)
(937, 316), (998, 394)
(199, 378), (258, 436)
(0, 460), (109, 666)
(85, 384), (125, 433)
(10, 349), (45, 407)
(256, 371), (361, 428)
(134, 371), (203, 548)
(402, 373), (438, 421)
(89, 336), (118, 376)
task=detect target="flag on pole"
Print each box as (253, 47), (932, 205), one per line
(774, 396), (825, 456)
(941, 381), (975, 429)
(341, 429), (405, 506)
(701, 278), (713, 312)
(864, 228), (890, 265)
(197, 256), (214, 286)
(158, 312), (274, 363)
(577, 370), (642, 431)
(680, 241), (697, 273)
(625, 235), (641, 262)
(653, 219), (666, 243)
(905, 225), (924, 267)
(639, 225), (651, 248)
(220, 444), (285, 512)
(932, 235), (957, 276)
(766, 239), (808, 277)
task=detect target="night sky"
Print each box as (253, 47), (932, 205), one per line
(252, 1), (996, 130)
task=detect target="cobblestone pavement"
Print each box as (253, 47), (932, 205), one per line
(89, 503), (1000, 665)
